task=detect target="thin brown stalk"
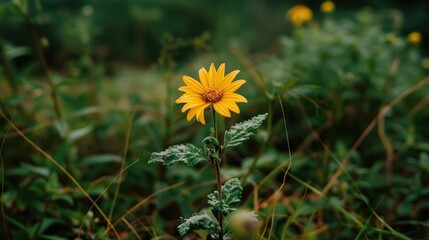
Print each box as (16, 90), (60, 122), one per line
(267, 94), (292, 240)
(0, 111), (12, 240)
(108, 107), (138, 222)
(122, 217), (142, 240)
(108, 181), (185, 231)
(323, 75), (429, 195)
(0, 107), (121, 239)
(22, 13), (63, 121)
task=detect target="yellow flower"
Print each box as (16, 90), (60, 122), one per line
(408, 31), (422, 45)
(321, 1), (335, 13)
(386, 33), (400, 45)
(176, 63), (247, 125)
(286, 5), (313, 27)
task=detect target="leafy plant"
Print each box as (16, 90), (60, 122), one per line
(149, 63), (267, 239)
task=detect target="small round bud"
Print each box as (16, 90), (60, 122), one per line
(229, 210), (259, 238)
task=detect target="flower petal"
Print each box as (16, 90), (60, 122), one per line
(213, 102), (231, 117)
(182, 101), (206, 112)
(186, 106), (200, 121)
(208, 63), (216, 86)
(176, 94), (203, 104)
(183, 75), (205, 93)
(221, 99), (240, 113)
(179, 86), (203, 94)
(223, 93), (248, 103)
(199, 68), (209, 88)
(219, 70), (240, 89)
(222, 79), (246, 93)
(197, 103), (210, 125)
(215, 63), (225, 86)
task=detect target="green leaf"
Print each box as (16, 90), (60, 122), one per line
(149, 144), (207, 167)
(223, 113), (268, 152)
(21, 163), (49, 177)
(207, 178), (243, 216)
(79, 154), (122, 167)
(178, 212), (220, 237)
(67, 125), (93, 143)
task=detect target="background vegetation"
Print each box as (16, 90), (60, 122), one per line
(1, 0), (429, 239)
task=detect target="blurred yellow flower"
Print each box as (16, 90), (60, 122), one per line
(286, 5), (313, 27)
(386, 33), (400, 45)
(176, 63), (247, 125)
(408, 31), (422, 45)
(321, 1), (335, 13)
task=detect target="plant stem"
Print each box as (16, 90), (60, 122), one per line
(212, 107), (223, 239)
(215, 162), (223, 240)
(241, 99), (274, 185)
(212, 107), (218, 139)
(22, 13), (63, 121)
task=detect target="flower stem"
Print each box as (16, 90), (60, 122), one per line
(212, 107), (223, 239)
(215, 162), (223, 240)
(212, 107), (218, 139)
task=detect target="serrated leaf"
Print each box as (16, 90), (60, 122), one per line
(149, 144), (207, 167)
(223, 113), (268, 152)
(178, 212), (220, 237)
(207, 178), (243, 216)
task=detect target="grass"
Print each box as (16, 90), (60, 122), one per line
(1, 1), (429, 239)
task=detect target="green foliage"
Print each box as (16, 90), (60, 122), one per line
(178, 212), (220, 237)
(1, 1), (429, 239)
(223, 113), (268, 152)
(149, 144), (207, 167)
(207, 178), (243, 216)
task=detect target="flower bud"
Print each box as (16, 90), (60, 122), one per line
(229, 210), (259, 238)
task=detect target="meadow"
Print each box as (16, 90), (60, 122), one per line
(1, 1), (429, 239)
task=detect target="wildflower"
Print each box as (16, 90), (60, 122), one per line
(176, 63), (247, 125)
(321, 1), (335, 13)
(286, 5), (313, 27)
(386, 33), (400, 45)
(408, 31), (422, 45)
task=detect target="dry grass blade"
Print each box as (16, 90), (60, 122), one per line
(122, 217), (142, 240)
(109, 106), (138, 222)
(0, 108), (121, 239)
(108, 181), (186, 232)
(0, 111), (12, 240)
(78, 159), (140, 239)
(323, 75), (429, 195)
(260, 94), (293, 240)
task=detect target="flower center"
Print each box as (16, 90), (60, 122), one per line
(202, 87), (223, 103)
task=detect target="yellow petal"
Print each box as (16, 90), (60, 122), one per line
(186, 106), (201, 121)
(176, 94), (203, 104)
(208, 63), (216, 86)
(199, 68), (209, 88)
(176, 94), (189, 103)
(178, 86), (202, 94)
(219, 70), (240, 89)
(222, 79), (246, 93)
(221, 100), (240, 113)
(196, 103), (210, 125)
(215, 63), (225, 86)
(183, 75), (205, 93)
(223, 93), (248, 103)
(182, 101), (206, 112)
(213, 102), (231, 117)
